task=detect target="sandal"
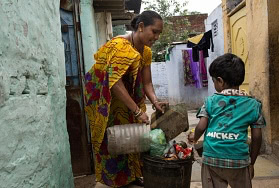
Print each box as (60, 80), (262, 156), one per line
(130, 177), (144, 187)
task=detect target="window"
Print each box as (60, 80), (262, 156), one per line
(212, 19), (218, 37)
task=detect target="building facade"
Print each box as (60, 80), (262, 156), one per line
(0, 0), (141, 186)
(222, 0), (279, 155)
(0, 1), (74, 187)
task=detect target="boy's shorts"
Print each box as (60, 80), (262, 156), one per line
(201, 163), (252, 188)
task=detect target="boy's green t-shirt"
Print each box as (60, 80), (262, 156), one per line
(198, 90), (265, 161)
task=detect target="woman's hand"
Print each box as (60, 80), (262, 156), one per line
(138, 112), (150, 124)
(152, 101), (168, 113)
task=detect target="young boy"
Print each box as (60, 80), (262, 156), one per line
(189, 53), (265, 188)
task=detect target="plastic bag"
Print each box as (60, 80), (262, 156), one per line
(149, 129), (167, 157)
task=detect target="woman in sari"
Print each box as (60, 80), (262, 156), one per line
(84, 10), (165, 187)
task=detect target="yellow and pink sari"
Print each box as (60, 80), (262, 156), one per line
(84, 37), (152, 187)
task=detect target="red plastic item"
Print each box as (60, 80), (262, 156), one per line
(175, 144), (192, 159)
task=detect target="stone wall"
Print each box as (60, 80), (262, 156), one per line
(0, 1), (74, 187)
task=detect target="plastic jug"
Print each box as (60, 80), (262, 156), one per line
(107, 123), (151, 155)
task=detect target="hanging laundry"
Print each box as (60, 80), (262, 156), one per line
(187, 30), (214, 62)
(182, 50), (195, 86)
(199, 51), (208, 87)
(190, 52), (202, 89)
(183, 49), (202, 89)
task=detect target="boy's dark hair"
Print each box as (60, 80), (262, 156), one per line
(209, 53), (245, 87)
(130, 10), (162, 31)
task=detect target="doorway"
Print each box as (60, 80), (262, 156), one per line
(229, 6), (249, 92)
(60, 3), (93, 176)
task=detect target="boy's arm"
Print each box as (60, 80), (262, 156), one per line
(250, 128), (262, 165)
(193, 117), (208, 143)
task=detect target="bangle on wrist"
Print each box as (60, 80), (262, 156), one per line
(133, 106), (139, 114)
(152, 100), (159, 110)
(134, 108), (143, 118)
(152, 100), (159, 105)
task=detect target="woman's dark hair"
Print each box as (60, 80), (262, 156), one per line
(209, 53), (245, 87)
(130, 10), (162, 31)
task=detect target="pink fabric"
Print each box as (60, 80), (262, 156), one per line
(199, 51), (208, 87)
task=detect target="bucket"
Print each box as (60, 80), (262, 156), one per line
(143, 155), (193, 188)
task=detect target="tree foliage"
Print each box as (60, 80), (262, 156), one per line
(143, 0), (190, 61)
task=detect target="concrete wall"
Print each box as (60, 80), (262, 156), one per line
(205, 4), (224, 96)
(80, 0), (99, 72)
(244, 0), (270, 152)
(0, 1), (74, 187)
(166, 44), (208, 109)
(95, 12), (113, 50)
(222, 0), (279, 154)
(81, 10), (113, 72)
(267, 0), (279, 152)
(151, 62), (168, 100)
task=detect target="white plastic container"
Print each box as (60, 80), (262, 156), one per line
(107, 123), (151, 155)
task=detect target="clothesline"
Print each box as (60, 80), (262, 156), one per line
(165, 30), (214, 62)
(165, 30), (214, 89)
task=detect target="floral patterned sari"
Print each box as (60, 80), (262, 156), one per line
(84, 37), (152, 187)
